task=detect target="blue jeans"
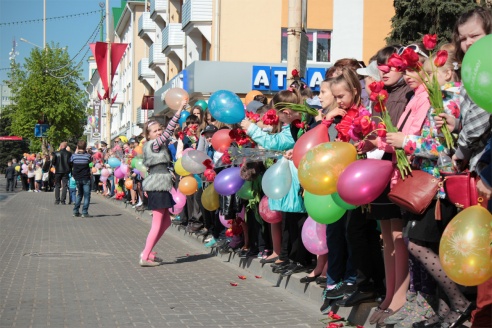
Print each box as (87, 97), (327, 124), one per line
(69, 188), (77, 203)
(74, 179), (91, 215)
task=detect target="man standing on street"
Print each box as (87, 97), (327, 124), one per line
(5, 161), (15, 192)
(51, 141), (71, 205)
(71, 140), (93, 217)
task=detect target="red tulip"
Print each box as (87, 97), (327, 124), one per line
(387, 54), (406, 72)
(423, 34), (437, 50)
(368, 81), (385, 93)
(400, 47), (420, 70)
(434, 50), (448, 67)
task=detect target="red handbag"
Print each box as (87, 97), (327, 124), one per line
(443, 172), (484, 209)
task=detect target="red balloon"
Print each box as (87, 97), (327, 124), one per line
(211, 129), (232, 152)
(259, 196), (282, 223)
(337, 159), (394, 206)
(292, 123), (330, 167)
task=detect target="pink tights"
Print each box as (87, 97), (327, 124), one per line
(141, 208), (171, 261)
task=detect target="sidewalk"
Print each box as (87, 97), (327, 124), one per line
(0, 179), (327, 328)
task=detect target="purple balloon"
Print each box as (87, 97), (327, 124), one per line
(213, 167), (244, 196)
(337, 159), (394, 206)
(133, 169), (141, 175)
(114, 167), (125, 179)
(301, 217), (328, 255)
(219, 213), (232, 228)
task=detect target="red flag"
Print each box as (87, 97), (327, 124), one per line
(89, 42), (128, 97)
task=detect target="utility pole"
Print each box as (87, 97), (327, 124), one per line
(42, 0), (48, 155)
(286, 0), (302, 84)
(105, 0), (112, 145)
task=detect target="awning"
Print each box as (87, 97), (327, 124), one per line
(141, 95), (154, 110)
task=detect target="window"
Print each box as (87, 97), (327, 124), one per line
(281, 28), (331, 63)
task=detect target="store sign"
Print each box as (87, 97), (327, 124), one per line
(34, 124), (49, 137)
(92, 100), (102, 141)
(252, 66), (326, 92)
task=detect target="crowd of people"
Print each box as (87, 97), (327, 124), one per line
(4, 7), (492, 328)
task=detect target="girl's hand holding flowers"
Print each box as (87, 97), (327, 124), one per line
(240, 119), (252, 131)
(385, 132), (406, 149)
(325, 108), (347, 121)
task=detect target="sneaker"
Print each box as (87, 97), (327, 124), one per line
(61, 202), (66, 205)
(320, 290), (334, 314)
(204, 237), (217, 248)
(323, 282), (356, 300)
(73, 213), (81, 217)
(81, 214), (93, 218)
(204, 235), (213, 243)
(28, 190), (33, 192)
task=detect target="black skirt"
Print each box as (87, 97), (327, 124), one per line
(147, 190), (176, 211)
(403, 198), (456, 243)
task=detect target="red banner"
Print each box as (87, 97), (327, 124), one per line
(0, 136), (23, 141)
(89, 42), (128, 99)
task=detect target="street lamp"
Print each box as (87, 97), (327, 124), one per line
(19, 38), (42, 49)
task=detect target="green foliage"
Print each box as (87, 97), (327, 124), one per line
(4, 42), (87, 154)
(387, 0), (486, 45)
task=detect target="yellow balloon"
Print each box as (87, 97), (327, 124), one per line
(298, 142), (357, 195)
(201, 183), (220, 211)
(119, 136), (128, 143)
(174, 158), (191, 176)
(15, 166), (20, 172)
(440, 205), (492, 286)
(179, 176), (198, 195)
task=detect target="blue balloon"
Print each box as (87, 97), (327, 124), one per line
(179, 111), (191, 127)
(261, 158), (292, 199)
(208, 90), (245, 124)
(108, 157), (121, 168)
(194, 174), (202, 189)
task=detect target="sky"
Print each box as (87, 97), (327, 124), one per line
(0, 0), (120, 85)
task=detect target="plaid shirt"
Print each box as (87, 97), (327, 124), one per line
(455, 87), (492, 171)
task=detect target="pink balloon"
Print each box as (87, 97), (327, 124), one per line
(95, 163), (102, 169)
(170, 187), (187, 208)
(119, 163), (129, 175)
(114, 167), (125, 179)
(169, 206), (184, 215)
(301, 217), (328, 255)
(259, 196), (282, 223)
(219, 213), (232, 228)
(99, 175), (108, 182)
(237, 206), (245, 220)
(337, 159), (393, 206)
(101, 168), (110, 177)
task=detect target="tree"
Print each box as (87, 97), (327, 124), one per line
(387, 0), (488, 45)
(5, 42), (88, 154)
(0, 109), (30, 173)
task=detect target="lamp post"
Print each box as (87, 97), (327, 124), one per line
(19, 38), (42, 49)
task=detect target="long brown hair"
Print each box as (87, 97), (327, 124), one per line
(330, 68), (362, 107)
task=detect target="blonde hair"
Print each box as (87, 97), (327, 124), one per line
(144, 120), (161, 139)
(330, 68), (361, 107)
(423, 46), (460, 83)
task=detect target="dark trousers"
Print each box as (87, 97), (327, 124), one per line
(54, 173), (69, 203)
(6, 178), (14, 191)
(326, 212), (357, 285)
(246, 208), (271, 253)
(346, 208), (385, 293)
(279, 212), (311, 266)
(21, 174), (28, 190)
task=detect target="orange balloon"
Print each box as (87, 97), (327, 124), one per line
(178, 176), (198, 195)
(124, 178), (133, 190)
(134, 146), (143, 155)
(91, 167), (98, 173)
(245, 90), (263, 105)
(50, 167), (55, 173)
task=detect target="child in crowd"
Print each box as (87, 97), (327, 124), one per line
(68, 173), (77, 205)
(34, 163), (43, 192)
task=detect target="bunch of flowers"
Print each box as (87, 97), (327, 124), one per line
(383, 34), (454, 149)
(261, 109), (279, 126)
(229, 128), (255, 147)
(245, 111), (260, 123)
(369, 81), (412, 178)
(348, 108), (377, 142)
(334, 106), (360, 142)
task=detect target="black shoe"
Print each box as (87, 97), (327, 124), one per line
(272, 261), (291, 273)
(271, 260), (290, 269)
(336, 289), (375, 307)
(61, 202), (66, 205)
(81, 214), (93, 218)
(260, 256), (278, 264)
(320, 297), (334, 314)
(438, 303), (474, 328)
(300, 274), (320, 284)
(413, 316), (442, 328)
(280, 262), (307, 276)
(323, 282), (357, 300)
(316, 276), (327, 285)
(195, 228), (208, 236)
(73, 213), (81, 217)
(54, 202), (60, 205)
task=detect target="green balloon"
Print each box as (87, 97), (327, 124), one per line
(131, 157), (139, 169)
(237, 180), (254, 200)
(304, 191), (346, 224)
(332, 192), (358, 210)
(195, 99), (208, 111)
(89, 162), (94, 168)
(462, 34), (492, 113)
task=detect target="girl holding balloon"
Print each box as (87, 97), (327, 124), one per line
(139, 101), (186, 267)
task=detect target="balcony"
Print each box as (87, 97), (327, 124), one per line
(137, 108), (154, 124)
(149, 43), (166, 69)
(182, 0), (212, 43)
(162, 23), (184, 61)
(138, 58), (155, 88)
(138, 12), (155, 44)
(150, 0), (168, 27)
(112, 92), (125, 105)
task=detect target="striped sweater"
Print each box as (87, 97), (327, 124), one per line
(70, 152), (92, 180)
